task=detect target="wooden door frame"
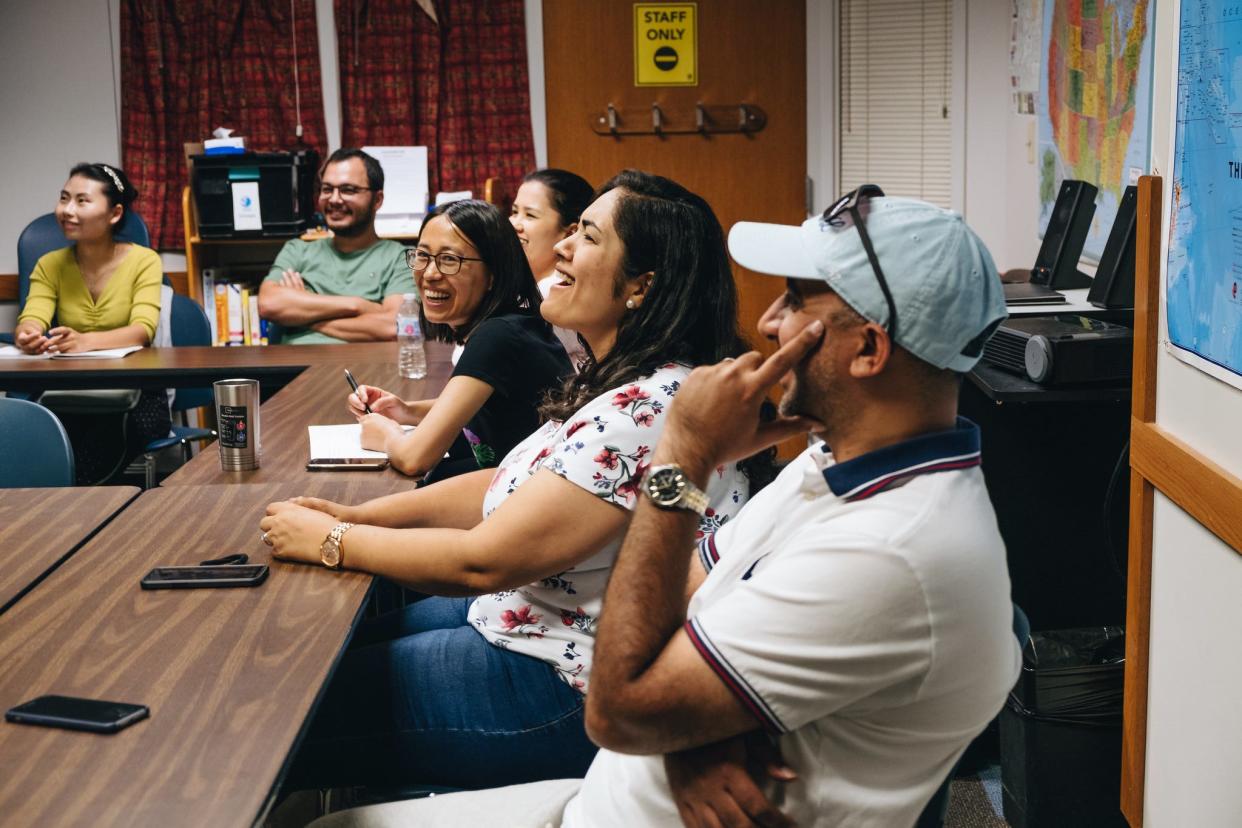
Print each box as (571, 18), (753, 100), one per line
(1121, 177), (1242, 826)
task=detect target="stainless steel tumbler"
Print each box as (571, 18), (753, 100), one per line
(213, 378), (261, 471)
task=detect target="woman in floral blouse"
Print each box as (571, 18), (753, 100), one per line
(261, 170), (761, 791)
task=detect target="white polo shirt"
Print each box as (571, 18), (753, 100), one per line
(564, 418), (1021, 828)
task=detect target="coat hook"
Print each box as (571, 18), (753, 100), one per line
(695, 103), (707, 133)
(652, 103), (664, 136)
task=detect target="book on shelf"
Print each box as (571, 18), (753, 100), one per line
(200, 272), (270, 346)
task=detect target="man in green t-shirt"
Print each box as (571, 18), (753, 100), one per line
(258, 148), (416, 345)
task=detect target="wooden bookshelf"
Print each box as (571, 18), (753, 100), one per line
(181, 186), (287, 306)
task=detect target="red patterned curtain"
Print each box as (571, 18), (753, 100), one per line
(121, 0), (327, 250)
(336, 0), (535, 199)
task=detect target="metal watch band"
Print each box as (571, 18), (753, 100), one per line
(323, 521), (354, 569)
(679, 485), (710, 516)
(644, 464), (710, 517)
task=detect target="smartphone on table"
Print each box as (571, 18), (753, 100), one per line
(6, 695), (149, 734)
(306, 457), (390, 471)
(140, 564), (269, 589)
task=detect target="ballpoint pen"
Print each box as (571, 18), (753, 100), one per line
(343, 368), (372, 414)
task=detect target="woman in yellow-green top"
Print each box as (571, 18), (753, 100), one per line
(15, 163), (161, 353)
(14, 163), (169, 483)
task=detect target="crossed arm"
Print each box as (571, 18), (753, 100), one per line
(257, 276), (401, 341)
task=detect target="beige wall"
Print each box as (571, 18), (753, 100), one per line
(1143, 0), (1242, 823)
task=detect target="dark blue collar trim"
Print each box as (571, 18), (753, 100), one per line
(822, 417), (982, 501)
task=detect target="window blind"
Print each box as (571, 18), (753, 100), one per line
(838, 0), (953, 208)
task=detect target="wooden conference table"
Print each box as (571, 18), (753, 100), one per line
(0, 341), (455, 826)
(0, 486), (139, 615)
(0, 341), (419, 393)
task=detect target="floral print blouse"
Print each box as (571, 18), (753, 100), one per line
(468, 363), (750, 694)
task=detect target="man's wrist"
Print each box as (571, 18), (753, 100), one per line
(652, 435), (716, 490)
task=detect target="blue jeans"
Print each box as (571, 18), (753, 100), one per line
(286, 596), (598, 791)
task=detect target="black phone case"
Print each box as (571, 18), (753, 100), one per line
(5, 699), (149, 734)
(139, 564), (269, 590)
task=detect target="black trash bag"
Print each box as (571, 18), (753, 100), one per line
(1008, 626), (1125, 725)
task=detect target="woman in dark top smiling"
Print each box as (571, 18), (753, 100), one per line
(350, 199), (570, 479)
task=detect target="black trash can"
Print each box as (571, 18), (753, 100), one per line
(1000, 626), (1127, 828)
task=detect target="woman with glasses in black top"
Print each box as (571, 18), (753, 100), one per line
(350, 199), (571, 480)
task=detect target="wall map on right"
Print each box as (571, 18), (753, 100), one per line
(1167, 0), (1242, 386)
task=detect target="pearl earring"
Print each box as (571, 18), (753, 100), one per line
(625, 298), (636, 309)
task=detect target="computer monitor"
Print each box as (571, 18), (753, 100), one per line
(1032, 179), (1097, 290)
(1087, 185), (1137, 309)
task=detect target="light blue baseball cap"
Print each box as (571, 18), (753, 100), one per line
(728, 196), (1007, 372)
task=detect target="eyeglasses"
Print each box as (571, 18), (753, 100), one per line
(318, 184), (372, 198)
(822, 184), (897, 340)
(405, 248), (484, 276)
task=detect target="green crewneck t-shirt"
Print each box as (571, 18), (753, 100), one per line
(264, 237), (415, 345)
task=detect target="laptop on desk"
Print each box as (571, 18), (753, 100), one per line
(1004, 282), (1069, 305)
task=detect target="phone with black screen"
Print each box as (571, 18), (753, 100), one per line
(6, 695), (149, 734)
(139, 564), (269, 589)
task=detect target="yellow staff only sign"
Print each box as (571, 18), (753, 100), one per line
(634, 3), (697, 87)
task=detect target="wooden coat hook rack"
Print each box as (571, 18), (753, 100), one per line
(590, 103), (767, 137)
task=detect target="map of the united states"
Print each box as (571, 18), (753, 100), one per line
(1039, 0), (1153, 259)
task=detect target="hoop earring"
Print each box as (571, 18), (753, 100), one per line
(625, 298), (636, 310)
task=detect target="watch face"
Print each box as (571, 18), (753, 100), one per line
(647, 467), (686, 506)
(322, 539), (341, 568)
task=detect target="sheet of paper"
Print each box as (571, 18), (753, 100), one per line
(0, 344), (142, 359)
(363, 146), (429, 216)
(434, 190), (473, 206)
(52, 345), (144, 359)
(0, 344), (49, 359)
(308, 423), (414, 461)
(231, 181), (263, 231)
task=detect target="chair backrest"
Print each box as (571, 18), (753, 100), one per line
(168, 293), (214, 412)
(16, 211), (151, 309)
(0, 397), (75, 487)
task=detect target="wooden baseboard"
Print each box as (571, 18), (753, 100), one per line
(0, 272), (188, 304)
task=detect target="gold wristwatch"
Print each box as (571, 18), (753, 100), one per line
(643, 465), (709, 516)
(320, 522), (355, 569)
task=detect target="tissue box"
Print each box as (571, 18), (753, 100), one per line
(204, 136), (246, 155)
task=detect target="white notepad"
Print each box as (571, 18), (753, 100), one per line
(307, 423), (415, 461)
(0, 344), (143, 360)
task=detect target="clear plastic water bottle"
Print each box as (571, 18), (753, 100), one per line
(396, 293), (427, 379)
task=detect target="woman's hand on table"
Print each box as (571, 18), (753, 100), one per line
(261, 500), (340, 566)
(45, 326), (90, 354)
(288, 496), (356, 522)
(15, 326), (50, 355)
(359, 413), (403, 451)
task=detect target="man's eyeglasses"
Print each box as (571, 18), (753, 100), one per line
(405, 248), (484, 276)
(822, 184), (898, 340)
(319, 184), (372, 198)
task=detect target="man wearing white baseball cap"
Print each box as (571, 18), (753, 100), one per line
(308, 188), (1021, 828)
